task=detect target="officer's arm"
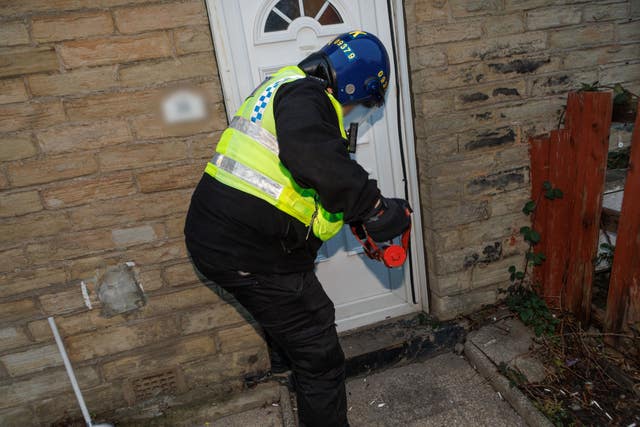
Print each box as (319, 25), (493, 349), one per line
(274, 78), (379, 223)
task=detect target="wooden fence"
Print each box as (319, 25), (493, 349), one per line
(529, 92), (639, 344)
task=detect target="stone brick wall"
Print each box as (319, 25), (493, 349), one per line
(0, 1), (268, 425)
(404, 0), (640, 319)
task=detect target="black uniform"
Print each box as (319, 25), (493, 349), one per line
(184, 77), (380, 427)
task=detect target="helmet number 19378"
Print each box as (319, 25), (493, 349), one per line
(333, 39), (356, 61)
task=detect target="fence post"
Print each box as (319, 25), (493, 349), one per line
(563, 92), (612, 325)
(605, 103), (640, 346)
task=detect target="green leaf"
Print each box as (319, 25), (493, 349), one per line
(520, 226), (531, 236)
(552, 188), (563, 199)
(543, 181), (552, 191)
(522, 200), (536, 215)
(527, 229), (541, 244)
(545, 189), (556, 200)
(515, 271), (525, 280)
(508, 265), (516, 273)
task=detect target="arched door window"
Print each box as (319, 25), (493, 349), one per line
(264, 0), (344, 33)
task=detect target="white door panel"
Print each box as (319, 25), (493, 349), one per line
(207, 0), (420, 331)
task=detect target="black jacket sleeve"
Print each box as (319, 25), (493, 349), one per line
(273, 78), (380, 223)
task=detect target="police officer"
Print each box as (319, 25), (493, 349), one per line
(185, 31), (411, 427)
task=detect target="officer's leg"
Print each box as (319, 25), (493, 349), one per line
(191, 260), (348, 427)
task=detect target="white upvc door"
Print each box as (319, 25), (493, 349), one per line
(206, 0), (426, 331)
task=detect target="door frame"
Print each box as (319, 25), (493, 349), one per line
(203, 0), (429, 315)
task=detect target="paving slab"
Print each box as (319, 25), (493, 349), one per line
(345, 352), (526, 427)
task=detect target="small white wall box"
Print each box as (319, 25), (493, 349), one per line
(162, 89), (207, 124)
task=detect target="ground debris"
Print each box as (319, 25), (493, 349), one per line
(516, 315), (640, 426)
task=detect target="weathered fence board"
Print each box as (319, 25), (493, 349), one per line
(543, 130), (574, 310)
(605, 104), (640, 345)
(563, 92), (612, 325)
(529, 134), (551, 294)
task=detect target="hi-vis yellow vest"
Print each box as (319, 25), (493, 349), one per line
(204, 66), (347, 241)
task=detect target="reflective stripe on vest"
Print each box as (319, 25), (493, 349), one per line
(204, 66), (346, 241)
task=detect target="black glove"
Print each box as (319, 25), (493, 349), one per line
(364, 197), (411, 242)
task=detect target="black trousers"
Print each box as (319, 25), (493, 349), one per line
(191, 256), (348, 427)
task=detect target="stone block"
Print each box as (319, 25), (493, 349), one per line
(37, 119), (130, 154)
(583, 2), (629, 22)
(131, 103), (226, 140)
(181, 305), (248, 335)
(447, 31), (547, 64)
(217, 324), (265, 354)
(483, 13), (525, 37)
(430, 285), (498, 320)
(65, 317), (180, 362)
(137, 268), (164, 292)
(190, 131), (222, 159)
(59, 32), (172, 68)
(405, 0), (448, 24)
(0, 327), (31, 352)
(0, 0), (152, 16)
(7, 152), (98, 187)
(466, 167), (529, 196)
(436, 255), (522, 296)
(64, 89), (160, 121)
(434, 212), (526, 253)
(529, 69), (598, 96)
(460, 125), (520, 152)
(114, 1), (207, 34)
(0, 46), (59, 78)
(182, 347), (269, 387)
(488, 187), (533, 218)
(0, 248), (29, 273)
(0, 212), (70, 248)
(101, 335), (216, 381)
(0, 134), (36, 161)
(99, 140), (188, 172)
(0, 267), (67, 299)
(548, 23), (614, 49)
(125, 239), (188, 266)
(29, 66), (118, 97)
(162, 261), (202, 287)
(415, 134), (460, 166)
(0, 191), (42, 217)
(562, 44), (640, 69)
(42, 172), (136, 209)
(164, 215), (186, 239)
(410, 20), (483, 47)
(427, 200), (490, 229)
(449, 0), (502, 17)
(69, 189), (190, 230)
(32, 11), (114, 42)
(0, 299), (39, 323)
(0, 366), (99, 409)
(39, 283), (94, 315)
(408, 45), (447, 70)
(134, 286), (221, 320)
(119, 53), (217, 87)
(600, 61), (640, 85)
(0, 344), (63, 377)
(26, 229), (115, 264)
(0, 21), (29, 46)
(485, 55), (561, 78)
(455, 80), (526, 110)
(0, 405), (35, 427)
(411, 62), (484, 93)
(111, 224), (163, 248)
(525, 5), (582, 30)
(136, 163), (201, 193)
(413, 92), (455, 118)
(0, 100), (66, 133)
(505, 0), (561, 11)
(173, 26), (214, 55)
(0, 78), (28, 104)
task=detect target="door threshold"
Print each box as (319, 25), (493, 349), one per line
(339, 313), (467, 378)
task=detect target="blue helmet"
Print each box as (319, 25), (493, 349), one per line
(298, 31), (391, 107)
